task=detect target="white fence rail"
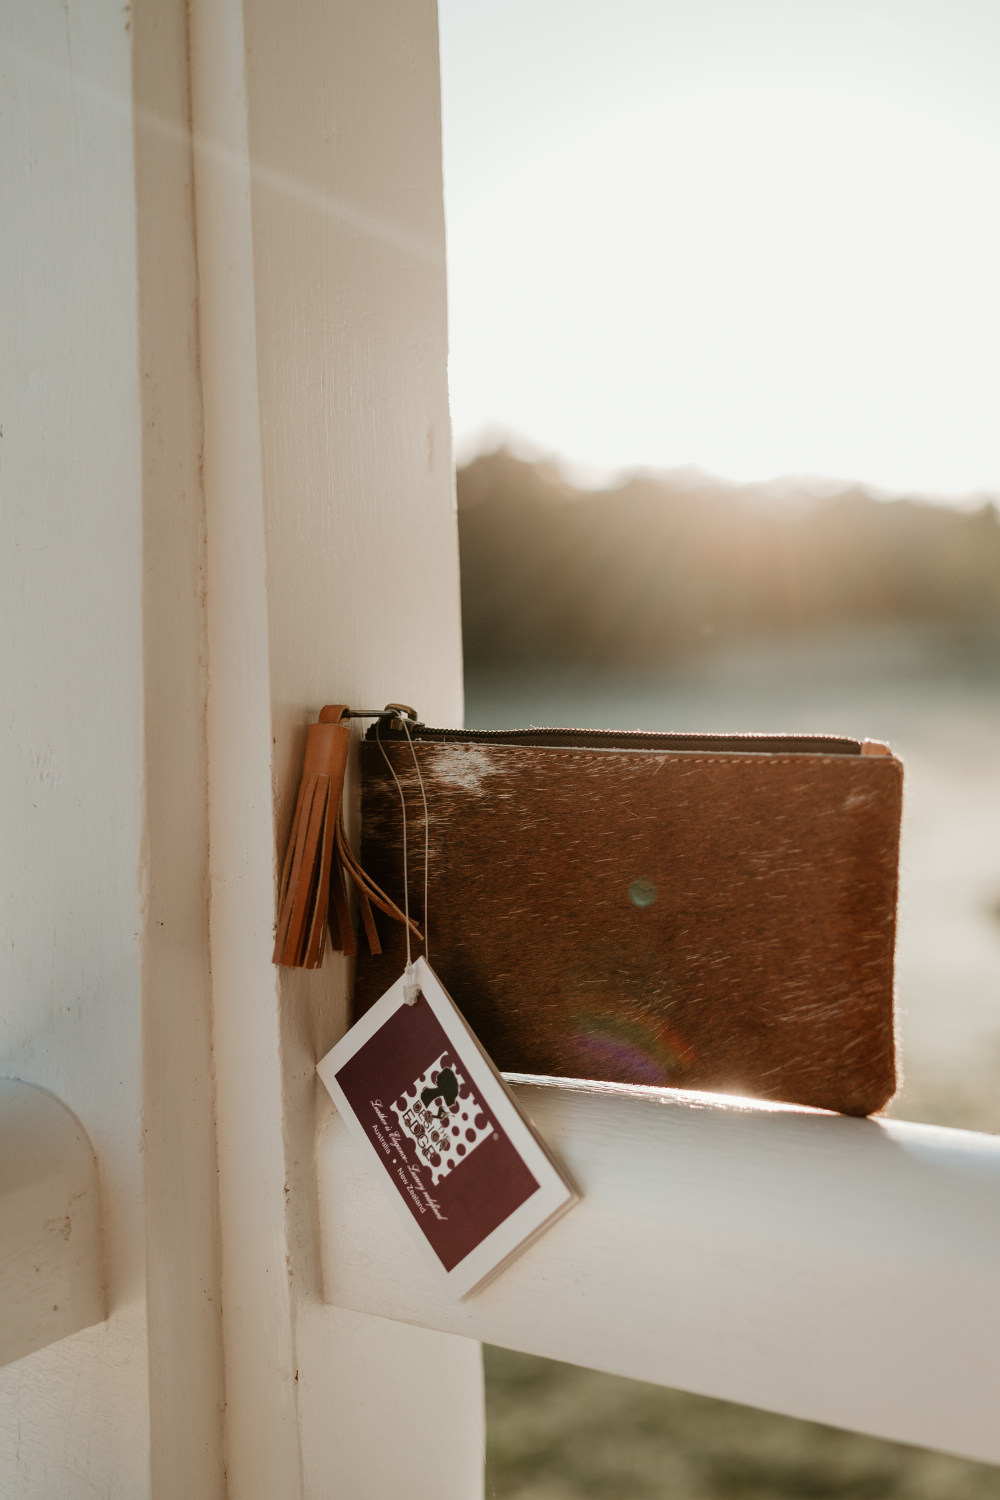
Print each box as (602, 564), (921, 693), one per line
(318, 1075), (1000, 1465)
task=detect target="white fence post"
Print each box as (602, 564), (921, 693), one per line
(0, 0), (155, 1489)
(2, 0), (481, 1493)
(189, 0), (482, 1495)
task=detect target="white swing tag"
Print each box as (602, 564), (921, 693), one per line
(317, 956), (579, 1300)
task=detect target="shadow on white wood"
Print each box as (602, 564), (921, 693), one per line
(318, 1075), (1000, 1466)
(296, 1304), (485, 1500)
(0, 1079), (105, 1369)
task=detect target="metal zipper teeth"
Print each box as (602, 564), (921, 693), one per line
(364, 725), (862, 756)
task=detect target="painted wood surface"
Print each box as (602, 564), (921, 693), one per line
(319, 1075), (1000, 1465)
(0, 1080), (105, 1370)
(1, 0), (478, 1492)
(0, 0), (154, 1489)
(134, 0), (228, 1488)
(191, 0), (480, 1494)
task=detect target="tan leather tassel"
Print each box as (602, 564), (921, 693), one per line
(273, 710), (350, 968)
(273, 704), (421, 968)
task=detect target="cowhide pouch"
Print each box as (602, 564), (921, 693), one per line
(352, 727), (903, 1117)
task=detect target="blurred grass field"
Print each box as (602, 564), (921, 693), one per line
(483, 1348), (1000, 1499)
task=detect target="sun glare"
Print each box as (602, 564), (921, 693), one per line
(440, 1), (1000, 498)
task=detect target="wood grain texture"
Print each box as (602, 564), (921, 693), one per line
(355, 743), (903, 1115)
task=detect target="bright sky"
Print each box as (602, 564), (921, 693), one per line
(438, 0), (1000, 498)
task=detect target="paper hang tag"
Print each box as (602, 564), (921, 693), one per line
(317, 957), (579, 1301)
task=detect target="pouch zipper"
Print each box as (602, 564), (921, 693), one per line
(363, 720), (863, 757)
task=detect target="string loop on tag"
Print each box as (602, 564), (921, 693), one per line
(375, 708), (430, 1003)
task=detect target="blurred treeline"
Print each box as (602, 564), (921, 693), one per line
(457, 448), (1000, 666)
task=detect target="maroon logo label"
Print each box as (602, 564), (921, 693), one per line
(392, 1054), (495, 1185)
(335, 998), (539, 1271)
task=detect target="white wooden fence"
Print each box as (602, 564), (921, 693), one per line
(2, 0), (997, 1492)
(319, 1074), (1000, 1466)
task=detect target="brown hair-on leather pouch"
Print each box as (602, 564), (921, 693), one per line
(352, 722), (902, 1117)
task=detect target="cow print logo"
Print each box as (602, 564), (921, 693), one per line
(392, 1052), (495, 1185)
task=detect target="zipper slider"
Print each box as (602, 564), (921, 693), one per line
(383, 703), (419, 732)
(338, 702), (425, 738)
(337, 704), (422, 733)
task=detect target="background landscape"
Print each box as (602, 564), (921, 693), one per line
(458, 447), (1000, 669)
